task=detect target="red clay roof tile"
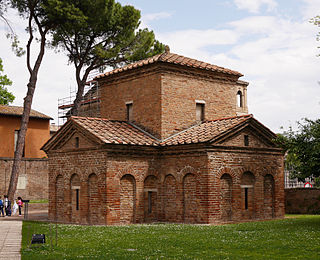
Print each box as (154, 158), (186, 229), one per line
(95, 52), (243, 79)
(0, 105), (52, 120)
(160, 115), (254, 146)
(71, 116), (159, 146)
(69, 115), (261, 147)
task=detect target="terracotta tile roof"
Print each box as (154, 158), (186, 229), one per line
(161, 115), (254, 146)
(0, 105), (52, 120)
(70, 115), (263, 147)
(71, 116), (159, 146)
(96, 51), (243, 79)
(237, 80), (249, 85)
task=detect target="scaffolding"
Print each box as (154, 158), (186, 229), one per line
(58, 71), (101, 126)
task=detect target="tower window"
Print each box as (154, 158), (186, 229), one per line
(148, 191), (152, 214)
(75, 137), (79, 148)
(126, 102), (133, 121)
(196, 102), (205, 122)
(76, 189), (79, 210)
(244, 188), (248, 210)
(237, 90), (243, 108)
(244, 135), (249, 146)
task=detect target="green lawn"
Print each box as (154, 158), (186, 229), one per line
(22, 215), (320, 259)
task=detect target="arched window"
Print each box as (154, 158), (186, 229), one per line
(70, 174), (81, 223)
(120, 174), (136, 224)
(183, 173), (197, 223)
(237, 90), (243, 108)
(144, 175), (158, 222)
(220, 173), (232, 221)
(241, 172), (255, 218)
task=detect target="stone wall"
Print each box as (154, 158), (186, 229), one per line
(285, 188), (320, 214)
(0, 157), (48, 200)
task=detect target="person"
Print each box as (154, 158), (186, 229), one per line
(17, 197), (23, 216)
(4, 195), (11, 216)
(12, 199), (18, 216)
(0, 196), (4, 217)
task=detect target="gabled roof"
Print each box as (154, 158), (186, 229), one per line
(95, 50), (243, 79)
(72, 117), (159, 146)
(43, 115), (278, 152)
(0, 105), (52, 120)
(42, 116), (159, 151)
(160, 114), (272, 146)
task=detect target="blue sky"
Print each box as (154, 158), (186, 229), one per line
(0, 0), (320, 132)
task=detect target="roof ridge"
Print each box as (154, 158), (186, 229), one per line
(71, 116), (143, 125)
(128, 122), (161, 142)
(205, 114), (252, 123)
(71, 116), (110, 121)
(95, 51), (243, 79)
(160, 122), (202, 143)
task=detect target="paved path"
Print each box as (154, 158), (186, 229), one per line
(0, 208), (48, 260)
(0, 220), (22, 260)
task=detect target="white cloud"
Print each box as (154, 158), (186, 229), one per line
(158, 29), (239, 58)
(301, 0), (320, 19)
(2, 0), (320, 133)
(157, 8), (320, 132)
(143, 12), (172, 22)
(140, 12), (172, 28)
(233, 0), (277, 13)
(212, 15), (320, 132)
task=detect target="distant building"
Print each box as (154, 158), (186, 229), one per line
(50, 123), (60, 137)
(284, 170), (314, 188)
(58, 81), (101, 125)
(0, 105), (52, 199)
(43, 50), (285, 225)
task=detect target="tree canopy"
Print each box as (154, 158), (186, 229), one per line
(311, 15), (320, 54)
(0, 58), (15, 105)
(276, 118), (320, 181)
(49, 0), (165, 115)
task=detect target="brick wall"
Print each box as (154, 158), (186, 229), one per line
(207, 150), (284, 223)
(100, 71), (162, 138)
(161, 72), (239, 138)
(47, 142), (284, 225)
(285, 188), (320, 214)
(48, 150), (107, 224)
(99, 64), (246, 139)
(0, 158), (48, 200)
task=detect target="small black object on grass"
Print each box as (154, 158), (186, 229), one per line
(31, 234), (46, 244)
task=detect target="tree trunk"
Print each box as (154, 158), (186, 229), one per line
(70, 67), (91, 116)
(70, 80), (85, 116)
(7, 81), (36, 201)
(7, 15), (47, 201)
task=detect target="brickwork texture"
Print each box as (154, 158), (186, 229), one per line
(45, 53), (284, 225)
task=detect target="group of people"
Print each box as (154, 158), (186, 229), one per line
(0, 196), (23, 217)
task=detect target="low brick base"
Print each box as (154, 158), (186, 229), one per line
(47, 147), (284, 225)
(285, 188), (320, 214)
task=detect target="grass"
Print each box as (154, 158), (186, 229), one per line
(21, 215), (320, 259)
(29, 199), (48, 204)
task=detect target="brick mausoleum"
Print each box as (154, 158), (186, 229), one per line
(42, 49), (285, 225)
